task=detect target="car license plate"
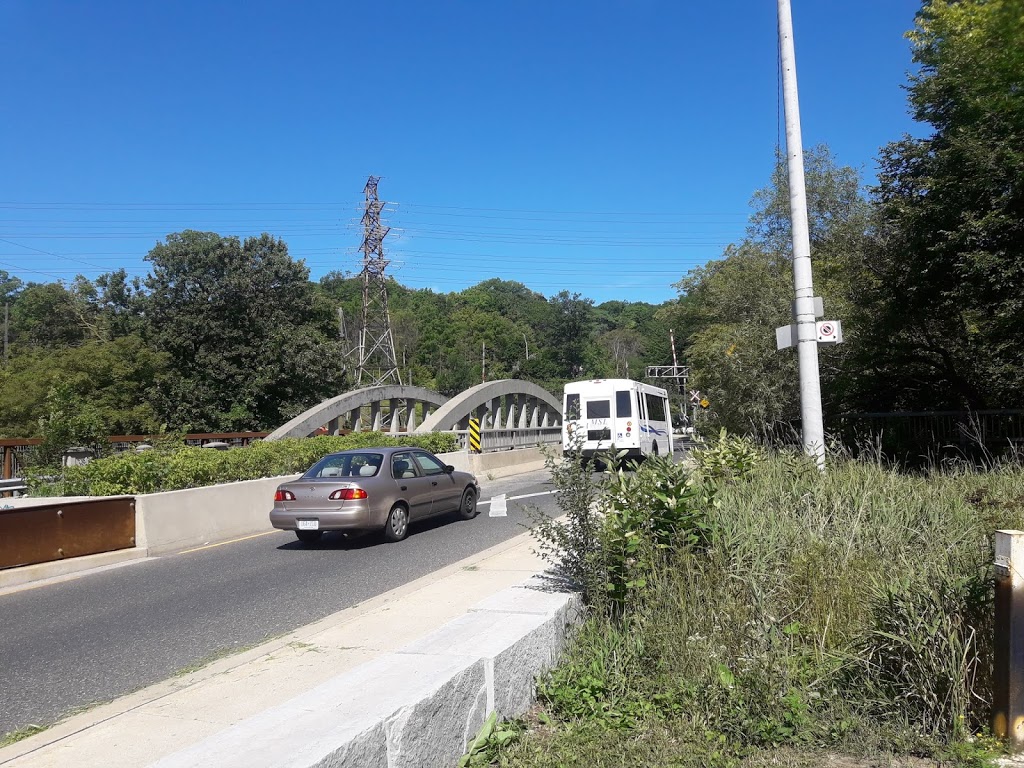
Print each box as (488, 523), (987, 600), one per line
(297, 519), (319, 530)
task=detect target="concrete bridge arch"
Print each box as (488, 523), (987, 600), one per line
(265, 386), (449, 440)
(414, 380), (562, 433)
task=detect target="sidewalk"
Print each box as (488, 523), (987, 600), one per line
(0, 530), (552, 768)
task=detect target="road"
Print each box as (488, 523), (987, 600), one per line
(0, 468), (559, 738)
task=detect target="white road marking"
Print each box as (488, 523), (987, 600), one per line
(489, 494), (508, 517)
(478, 489), (557, 507)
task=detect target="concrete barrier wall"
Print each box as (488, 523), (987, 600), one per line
(134, 475), (298, 556)
(151, 577), (581, 768)
(468, 446), (548, 479)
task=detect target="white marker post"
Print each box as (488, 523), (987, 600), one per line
(994, 530), (1024, 746)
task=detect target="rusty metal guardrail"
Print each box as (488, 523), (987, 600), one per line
(0, 497), (136, 570)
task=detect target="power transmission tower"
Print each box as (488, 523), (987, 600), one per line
(355, 176), (402, 386)
(337, 307), (357, 385)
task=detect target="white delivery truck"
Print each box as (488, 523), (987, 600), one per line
(562, 378), (673, 462)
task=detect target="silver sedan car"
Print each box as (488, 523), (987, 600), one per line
(270, 446), (481, 544)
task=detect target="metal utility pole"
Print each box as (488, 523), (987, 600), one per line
(3, 302), (8, 364)
(777, 0), (826, 469)
(355, 176), (402, 387)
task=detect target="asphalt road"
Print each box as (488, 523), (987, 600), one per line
(0, 468), (559, 738)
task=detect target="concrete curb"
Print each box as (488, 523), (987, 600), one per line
(0, 546), (146, 594)
(148, 577), (581, 768)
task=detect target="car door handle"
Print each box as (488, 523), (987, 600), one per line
(431, 481), (438, 486)
(400, 486), (407, 491)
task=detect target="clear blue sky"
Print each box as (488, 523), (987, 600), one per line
(0, 1), (922, 305)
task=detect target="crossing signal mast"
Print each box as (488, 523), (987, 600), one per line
(646, 329), (690, 428)
(355, 176), (402, 387)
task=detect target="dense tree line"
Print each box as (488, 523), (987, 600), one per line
(1, 0), (1019, 444)
(0, 255), (672, 440)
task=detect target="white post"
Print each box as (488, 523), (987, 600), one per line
(778, 0), (825, 470)
(994, 530), (1024, 746)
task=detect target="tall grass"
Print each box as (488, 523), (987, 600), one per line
(509, 445), (1024, 766)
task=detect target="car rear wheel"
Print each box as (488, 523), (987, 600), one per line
(457, 487), (478, 520)
(295, 530), (323, 544)
(384, 503), (409, 542)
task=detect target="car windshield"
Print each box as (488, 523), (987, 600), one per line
(304, 452), (383, 479)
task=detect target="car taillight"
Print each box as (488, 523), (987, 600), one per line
(274, 489), (295, 502)
(329, 488), (368, 501)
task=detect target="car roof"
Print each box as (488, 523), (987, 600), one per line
(321, 446), (420, 458)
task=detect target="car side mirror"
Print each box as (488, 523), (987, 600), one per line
(444, 465), (455, 474)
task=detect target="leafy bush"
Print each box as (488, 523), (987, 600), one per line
(690, 428), (763, 481)
(599, 455), (717, 610)
(47, 431), (459, 495)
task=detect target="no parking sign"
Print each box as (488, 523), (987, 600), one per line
(816, 320), (843, 344)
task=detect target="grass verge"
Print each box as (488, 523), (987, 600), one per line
(499, 441), (1023, 767)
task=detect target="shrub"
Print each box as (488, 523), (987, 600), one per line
(599, 455), (717, 611)
(50, 431), (459, 495)
(528, 442), (605, 603)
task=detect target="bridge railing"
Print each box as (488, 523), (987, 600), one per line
(453, 427), (562, 453)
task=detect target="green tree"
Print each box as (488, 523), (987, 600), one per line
(853, 0), (1024, 410)
(676, 243), (798, 433)
(597, 328), (647, 378)
(143, 231), (343, 431)
(675, 147), (869, 432)
(9, 282), (85, 348)
(32, 381), (111, 467)
(0, 269), (22, 304)
(0, 336), (167, 438)
(543, 290), (595, 379)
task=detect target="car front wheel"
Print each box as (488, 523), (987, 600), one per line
(457, 487), (478, 520)
(295, 530), (323, 544)
(384, 503), (409, 542)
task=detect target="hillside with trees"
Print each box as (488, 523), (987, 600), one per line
(0, 262), (672, 441)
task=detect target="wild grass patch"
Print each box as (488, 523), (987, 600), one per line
(504, 438), (1024, 767)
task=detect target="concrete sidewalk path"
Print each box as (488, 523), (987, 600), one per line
(0, 531), (549, 768)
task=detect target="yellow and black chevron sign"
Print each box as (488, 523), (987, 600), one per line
(468, 418), (481, 453)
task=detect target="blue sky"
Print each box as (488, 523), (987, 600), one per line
(0, 1), (923, 305)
